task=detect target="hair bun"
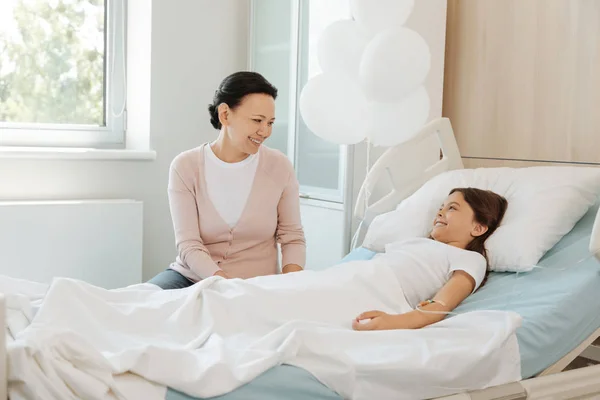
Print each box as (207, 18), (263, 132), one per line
(208, 103), (221, 130)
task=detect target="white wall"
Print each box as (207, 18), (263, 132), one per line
(0, 200), (143, 288)
(348, 0), (448, 242)
(0, 0), (447, 277)
(0, 0), (250, 281)
(300, 200), (346, 270)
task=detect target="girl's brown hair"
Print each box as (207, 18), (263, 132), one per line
(450, 188), (508, 285)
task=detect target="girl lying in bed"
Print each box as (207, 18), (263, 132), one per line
(352, 187), (507, 331)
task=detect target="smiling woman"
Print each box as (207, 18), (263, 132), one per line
(208, 73), (277, 161)
(147, 71), (307, 290)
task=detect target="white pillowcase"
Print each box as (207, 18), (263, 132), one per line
(362, 166), (600, 272)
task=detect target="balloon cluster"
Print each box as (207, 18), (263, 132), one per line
(299, 0), (431, 147)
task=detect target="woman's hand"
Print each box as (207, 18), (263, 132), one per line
(213, 270), (231, 279)
(352, 311), (401, 331)
(282, 264), (303, 274)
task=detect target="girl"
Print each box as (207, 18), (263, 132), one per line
(149, 72), (306, 289)
(353, 187), (508, 331)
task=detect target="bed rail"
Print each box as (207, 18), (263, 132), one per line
(538, 327), (600, 376)
(437, 364), (600, 400)
(353, 117), (463, 248)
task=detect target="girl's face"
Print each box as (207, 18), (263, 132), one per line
(431, 191), (488, 248)
(218, 93), (276, 156)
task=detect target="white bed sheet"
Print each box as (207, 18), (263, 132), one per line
(5, 259), (522, 400)
(2, 276), (165, 400)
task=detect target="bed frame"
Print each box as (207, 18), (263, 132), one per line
(352, 117), (600, 399)
(1, 117), (599, 399)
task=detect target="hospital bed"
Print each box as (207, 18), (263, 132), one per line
(2, 118), (600, 400)
(167, 118), (600, 399)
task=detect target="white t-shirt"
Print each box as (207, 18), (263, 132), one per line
(204, 145), (259, 228)
(375, 238), (487, 308)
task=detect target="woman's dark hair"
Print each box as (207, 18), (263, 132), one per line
(450, 188), (508, 285)
(208, 71), (278, 130)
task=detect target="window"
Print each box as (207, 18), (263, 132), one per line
(0, 0), (126, 148)
(249, 0), (294, 162)
(250, 0), (350, 203)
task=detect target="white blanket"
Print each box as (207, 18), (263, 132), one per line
(6, 260), (522, 400)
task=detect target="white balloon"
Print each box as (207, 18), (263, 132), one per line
(299, 74), (369, 145)
(351, 0), (415, 37)
(359, 27), (431, 103)
(317, 19), (369, 79)
(368, 86), (430, 147)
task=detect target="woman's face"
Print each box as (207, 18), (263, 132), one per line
(430, 191), (487, 248)
(218, 93), (276, 155)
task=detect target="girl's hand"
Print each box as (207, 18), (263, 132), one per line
(352, 311), (399, 331)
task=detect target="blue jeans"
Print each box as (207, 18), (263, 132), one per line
(147, 269), (195, 290)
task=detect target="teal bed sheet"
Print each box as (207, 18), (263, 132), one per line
(168, 203), (600, 400)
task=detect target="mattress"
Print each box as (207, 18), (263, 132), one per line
(167, 203), (600, 400)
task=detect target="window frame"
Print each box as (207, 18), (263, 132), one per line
(249, 0), (348, 204)
(0, 0), (127, 148)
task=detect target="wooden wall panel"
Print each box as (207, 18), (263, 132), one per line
(443, 0), (600, 166)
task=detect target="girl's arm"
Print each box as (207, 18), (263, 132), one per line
(352, 270), (475, 331)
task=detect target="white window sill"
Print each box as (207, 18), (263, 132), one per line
(0, 146), (157, 161)
(300, 196), (344, 211)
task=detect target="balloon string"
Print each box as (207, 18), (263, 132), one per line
(365, 138), (372, 213)
(350, 139), (372, 250)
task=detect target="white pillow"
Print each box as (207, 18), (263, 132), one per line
(362, 166), (600, 272)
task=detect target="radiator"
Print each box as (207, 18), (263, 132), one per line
(0, 199), (143, 289)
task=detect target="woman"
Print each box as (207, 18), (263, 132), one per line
(149, 71), (306, 289)
(353, 187), (508, 330)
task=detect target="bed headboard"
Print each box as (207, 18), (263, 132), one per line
(352, 117), (600, 259)
(352, 118), (463, 247)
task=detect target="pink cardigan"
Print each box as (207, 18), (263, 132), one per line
(168, 144), (306, 281)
